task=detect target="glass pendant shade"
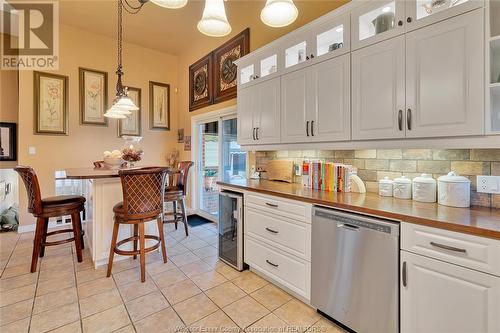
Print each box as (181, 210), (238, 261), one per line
(150, 0), (188, 9)
(197, 0), (231, 37)
(104, 96), (137, 119)
(260, 0), (298, 28)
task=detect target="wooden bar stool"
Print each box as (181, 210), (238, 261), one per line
(15, 166), (86, 273)
(107, 167), (169, 282)
(164, 161), (193, 236)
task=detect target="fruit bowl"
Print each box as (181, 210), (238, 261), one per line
(103, 157), (124, 168)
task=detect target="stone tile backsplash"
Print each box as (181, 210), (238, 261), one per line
(254, 149), (500, 208)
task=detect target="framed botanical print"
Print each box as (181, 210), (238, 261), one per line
(213, 28), (250, 104)
(34, 71), (69, 135)
(79, 67), (108, 126)
(118, 87), (141, 137)
(149, 81), (170, 130)
(189, 54), (212, 111)
(0, 122), (17, 161)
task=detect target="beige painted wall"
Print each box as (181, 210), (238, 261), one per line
(175, 0), (350, 160)
(17, 24), (179, 226)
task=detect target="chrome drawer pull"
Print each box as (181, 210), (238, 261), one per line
(265, 227), (279, 234)
(265, 202), (278, 208)
(266, 260), (279, 267)
(430, 242), (467, 253)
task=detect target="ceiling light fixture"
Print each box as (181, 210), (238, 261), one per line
(150, 0), (188, 9)
(260, 0), (298, 28)
(197, 0), (232, 37)
(104, 0), (139, 119)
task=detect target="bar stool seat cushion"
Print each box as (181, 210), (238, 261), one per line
(42, 195), (85, 207)
(113, 202), (160, 221)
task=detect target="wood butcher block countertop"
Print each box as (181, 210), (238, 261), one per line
(217, 179), (500, 240)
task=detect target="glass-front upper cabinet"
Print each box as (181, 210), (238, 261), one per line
(351, 0), (405, 50)
(238, 50), (279, 86)
(284, 39), (309, 69)
(310, 13), (351, 61)
(406, 0), (483, 31)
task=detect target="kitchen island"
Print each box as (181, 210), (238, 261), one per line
(64, 167), (163, 268)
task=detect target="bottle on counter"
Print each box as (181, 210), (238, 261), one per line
(379, 177), (394, 197)
(412, 174), (437, 203)
(393, 176), (412, 199)
(302, 160), (310, 188)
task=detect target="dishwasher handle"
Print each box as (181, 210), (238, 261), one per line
(337, 223), (360, 231)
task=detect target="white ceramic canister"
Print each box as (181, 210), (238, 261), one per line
(393, 176), (412, 199)
(412, 174), (437, 203)
(438, 172), (471, 208)
(379, 177), (394, 197)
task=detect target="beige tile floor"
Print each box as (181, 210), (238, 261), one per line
(0, 222), (346, 333)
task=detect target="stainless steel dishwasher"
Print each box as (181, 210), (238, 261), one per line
(311, 206), (399, 333)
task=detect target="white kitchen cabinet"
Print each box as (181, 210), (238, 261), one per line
(351, 0), (406, 50)
(281, 68), (308, 143)
(352, 35), (406, 140)
(405, 9), (484, 138)
(401, 250), (500, 333)
(406, 0), (483, 32)
(237, 77), (281, 145)
(281, 54), (351, 143)
(310, 12), (351, 61)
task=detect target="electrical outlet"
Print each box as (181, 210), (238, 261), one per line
(28, 146), (36, 155)
(477, 175), (500, 194)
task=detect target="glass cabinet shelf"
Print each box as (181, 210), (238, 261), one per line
(260, 54), (277, 78)
(416, 0), (469, 20)
(359, 1), (396, 41)
(317, 24), (344, 57)
(285, 41), (307, 68)
(490, 85), (500, 132)
(240, 64), (254, 85)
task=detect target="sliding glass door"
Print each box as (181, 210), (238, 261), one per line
(195, 115), (246, 221)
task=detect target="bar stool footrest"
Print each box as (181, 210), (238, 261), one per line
(42, 228), (77, 246)
(114, 235), (161, 256)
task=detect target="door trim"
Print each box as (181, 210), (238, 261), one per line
(190, 106), (238, 220)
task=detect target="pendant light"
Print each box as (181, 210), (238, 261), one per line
(150, 0), (188, 9)
(197, 0), (231, 37)
(260, 0), (298, 28)
(104, 0), (139, 119)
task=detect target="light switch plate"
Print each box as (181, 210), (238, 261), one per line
(28, 146), (36, 155)
(477, 175), (500, 194)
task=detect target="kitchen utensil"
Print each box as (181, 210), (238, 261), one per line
(393, 176), (412, 199)
(372, 12), (395, 34)
(438, 172), (471, 208)
(266, 160), (294, 183)
(412, 174), (437, 203)
(379, 177), (394, 197)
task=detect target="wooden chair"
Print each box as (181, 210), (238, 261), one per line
(107, 167), (169, 282)
(164, 161), (193, 236)
(15, 166), (85, 273)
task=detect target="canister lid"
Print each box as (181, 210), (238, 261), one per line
(413, 173), (436, 184)
(438, 171), (471, 183)
(379, 176), (393, 184)
(394, 176), (411, 184)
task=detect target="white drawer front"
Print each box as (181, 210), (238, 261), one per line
(245, 207), (311, 261)
(402, 223), (500, 276)
(245, 193), (311, 223)
(245, 236), (310, 299)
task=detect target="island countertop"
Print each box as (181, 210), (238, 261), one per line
(62, 166), (173, 180)
(217, 179), (500, 240)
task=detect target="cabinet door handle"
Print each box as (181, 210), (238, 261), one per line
(265, 202), (278, 208)
(398, 110), (403, 131)
(430, 242), (467, 253)
(252, 128), (256, 140)
(407, 108), (412, 130)
(265, 227), (279, 234)
(306, 55), (310, 60)
(306, 121), (310, 136)
(402, 261), (407, 287)
(398, 20), (403, 26)
(407, 17), (412, 23)
(266, 259), (279, 267)
(256, 127), (260, 140)
(311, 121), (315, 136)
(310, 54), (315, 59)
